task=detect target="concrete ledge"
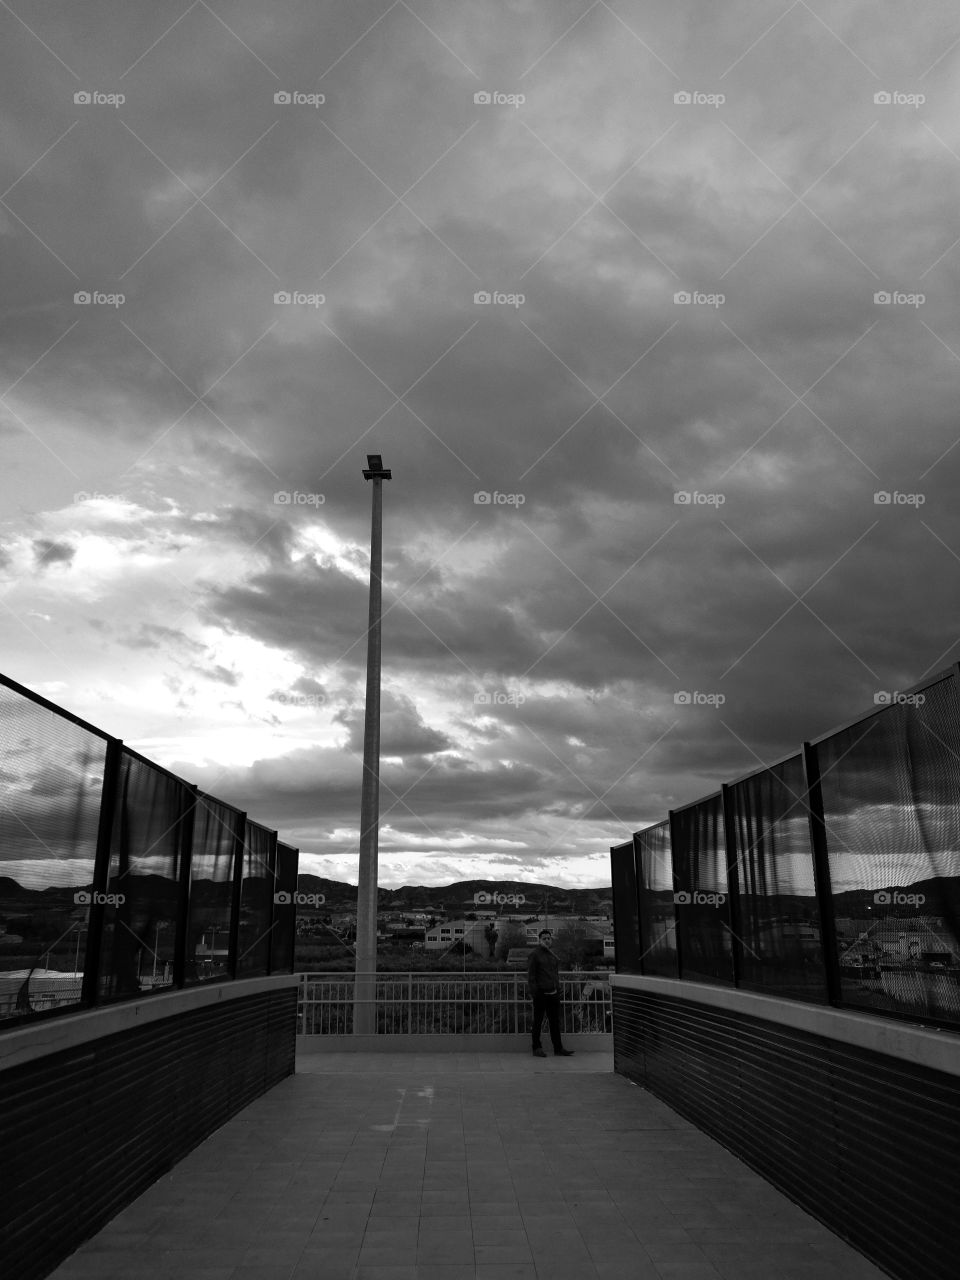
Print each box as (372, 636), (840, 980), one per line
(297, 1032), (613, 1053)
(0, 974), (299, 1071)
(611, 973), (960, 1078)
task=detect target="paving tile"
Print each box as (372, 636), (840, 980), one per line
(38, 1051), (891, 1280)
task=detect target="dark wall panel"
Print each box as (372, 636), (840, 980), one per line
(0, 987), (296, 1280)
(613, 987), (959, 1280)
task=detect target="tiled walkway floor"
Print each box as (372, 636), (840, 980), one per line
(48, 1051), (888, 1280)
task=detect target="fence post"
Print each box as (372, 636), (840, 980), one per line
(802, 741), (842, 1006)
(82, 737), (122, 1008)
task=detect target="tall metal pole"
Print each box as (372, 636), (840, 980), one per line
(354, 453), (391, 1033)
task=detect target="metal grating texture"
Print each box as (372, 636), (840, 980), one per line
(635, 820), (678, 977)
(613, 985), (959, 1280)
(0, 986), (296, 1280)
(726, 754), (827, 1002)
(815, 673), (960, 1026)
(671, 794), (734, 986)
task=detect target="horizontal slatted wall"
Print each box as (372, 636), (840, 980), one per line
(613, 987), (959, 1280)
(1, 987), (296, 1280)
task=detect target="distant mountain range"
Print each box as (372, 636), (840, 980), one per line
(296, 876), (613, 913)
(0, 873), (612, 914)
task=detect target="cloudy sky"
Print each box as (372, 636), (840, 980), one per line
(2, 0), (959, 890)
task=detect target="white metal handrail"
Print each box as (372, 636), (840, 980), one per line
(297, 970), (613, 1035)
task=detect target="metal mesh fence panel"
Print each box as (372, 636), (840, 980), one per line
(635, 820), (678, 977)
(671, 794), (735, 985)
(610, 839), (640, 973)
(727, 754), (826, 1001)
(0, 682), (107, 1020)
(238, 820), (276, 977)
(816, 674), (960, 1026)
(185, 795), (240, 984)
(97, 751), (188, 1001)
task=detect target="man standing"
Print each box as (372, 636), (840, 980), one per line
(527, 929), (574, 1058)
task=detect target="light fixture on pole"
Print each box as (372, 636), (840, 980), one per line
(354, 452), (391, 1034)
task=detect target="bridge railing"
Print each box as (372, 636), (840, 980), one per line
(297, 970), (613, 1035)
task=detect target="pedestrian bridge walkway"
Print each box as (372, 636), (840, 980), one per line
(48, 1050), (886, 1280)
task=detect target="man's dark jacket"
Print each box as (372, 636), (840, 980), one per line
(527, 944), (560, 996)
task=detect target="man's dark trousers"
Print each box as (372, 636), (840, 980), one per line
(532, 990), (563, 1052)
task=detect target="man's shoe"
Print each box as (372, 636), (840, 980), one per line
(532, 1048), (547, 1058)
(554, 1049), (575, 1056)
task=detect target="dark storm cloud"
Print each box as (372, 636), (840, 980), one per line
(5, 1), (960, 882)
(32, 538), (75, 569)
